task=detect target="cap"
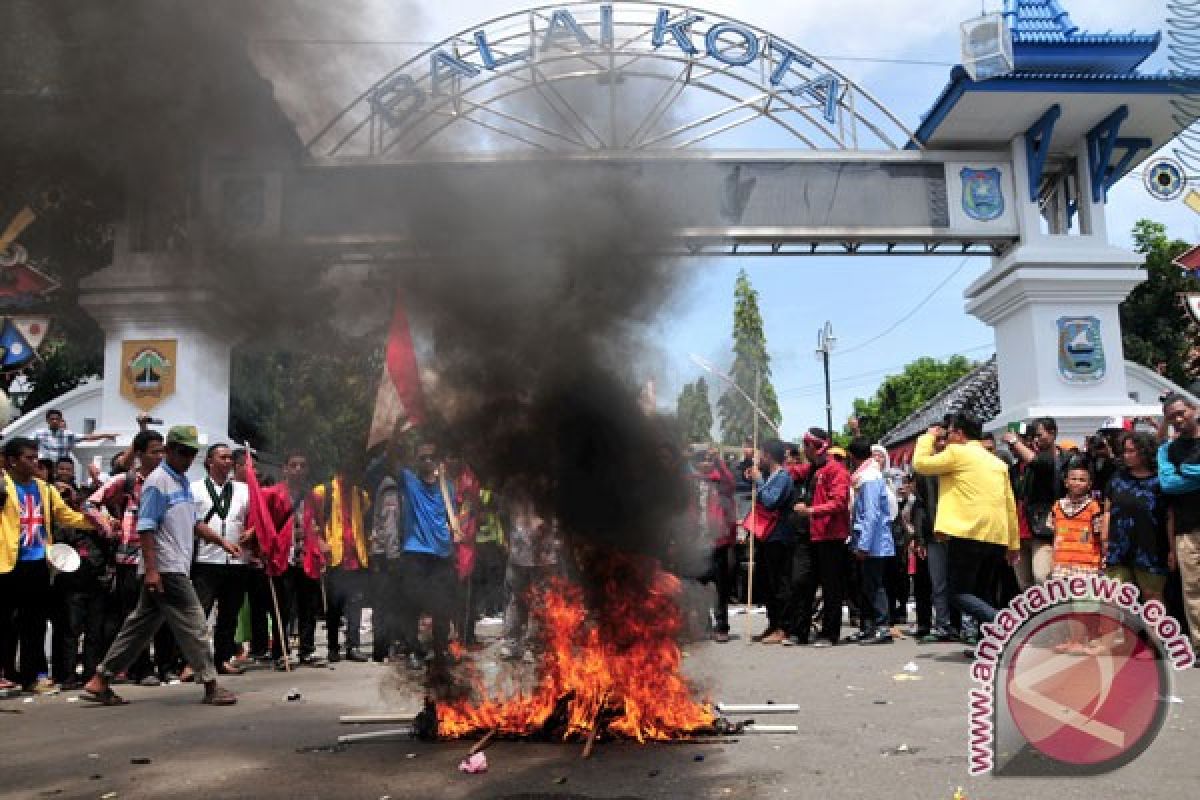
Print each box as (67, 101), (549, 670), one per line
(1059, 438), (1079, 451)
(166, 425), (200, 451)
(828, 446), (848, 458)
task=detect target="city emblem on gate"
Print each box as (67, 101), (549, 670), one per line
(960, 167), (1005, 222)
(1056, 316), (1106, 384)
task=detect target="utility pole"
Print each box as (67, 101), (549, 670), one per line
(816, 321), (836, 437)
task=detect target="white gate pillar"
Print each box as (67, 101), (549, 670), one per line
(964, 135), (1154, 442)
(78, 229), (238, 450)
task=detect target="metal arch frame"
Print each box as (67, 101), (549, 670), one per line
(306, 1), (919, 158)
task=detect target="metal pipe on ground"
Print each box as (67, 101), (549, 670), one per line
(337, 727), (414, 744)
(339, 714), (417, 724)
(715, 703), (799, 715)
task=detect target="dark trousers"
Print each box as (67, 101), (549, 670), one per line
(192, 563), (250, 667)
(756, 540), (793, 634)
(326, 567), (367, 653)
(785, 540), (816, 641)
(886, 553), (909, 624)
(0, 559), (51, 686)
(51, 578), (111, 684)
(398, 553), (456, 659)
(473, 542), (507, 617)
(369, 558), (403, 660)
(457, 569), (478, 646)
(246, 568), (273, 657)
(861, 556), (891, 632)
(271, 565), (322, 659)
(812, 540), (847, 644)
(912, 552), (932, 633)
(947, 537), (1007, 626)
(697, 545), (735, 634)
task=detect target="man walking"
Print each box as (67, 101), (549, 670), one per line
(191, 444), (252, 675)
(82, 426), (238, 705)
(913, 413), (1020, 639)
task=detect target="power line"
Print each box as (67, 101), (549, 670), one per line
(835, 255), (977, 357)
(777, 342), (994, 396)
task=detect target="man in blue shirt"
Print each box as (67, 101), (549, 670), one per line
(397, 440), (459, 671)
(83, 426), (241, 706)
(847, 438), (896, 646)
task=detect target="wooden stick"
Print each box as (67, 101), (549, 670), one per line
(581, 695), (608, 759)
(469, 728), (497, 756)
(268, 574), (292, 673)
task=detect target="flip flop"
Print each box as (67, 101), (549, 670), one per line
(81, 688), (129, 706)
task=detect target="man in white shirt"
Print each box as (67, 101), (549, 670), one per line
(191, 444), (252, 675)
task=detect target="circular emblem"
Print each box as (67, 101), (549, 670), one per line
(1143, 158), (1186, 201)
(1003, 604), (1170, 771)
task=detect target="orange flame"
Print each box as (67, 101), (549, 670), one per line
(437, 552), (715, 742)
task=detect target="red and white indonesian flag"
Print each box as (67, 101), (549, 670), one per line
(367, 291), (425, 450)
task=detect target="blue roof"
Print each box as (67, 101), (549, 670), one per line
(1002, 0), (1159, 73)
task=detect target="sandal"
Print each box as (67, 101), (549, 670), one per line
(202, 687), (237, 706)
(81, 687), (130, 706)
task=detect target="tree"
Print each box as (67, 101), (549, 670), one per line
(676, 376), (714, 443)
(717, 269), (782, 445)
(1121, 219), (1200, 388)
(848, 355), (977, 443)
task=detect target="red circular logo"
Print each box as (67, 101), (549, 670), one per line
(1004, 609), (1166, 767)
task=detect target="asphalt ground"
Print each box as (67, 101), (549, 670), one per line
(2, 614), (1198, 800)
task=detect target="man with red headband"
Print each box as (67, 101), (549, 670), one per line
(792, 427), (851, 647)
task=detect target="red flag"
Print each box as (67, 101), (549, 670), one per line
(367, 291), (425, 450)
(244, 450), (285, 578)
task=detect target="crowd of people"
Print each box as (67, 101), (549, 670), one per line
(694, 393), (1200, 661)
(0, 409), (562, 706)
(3, 391), (1199, 708)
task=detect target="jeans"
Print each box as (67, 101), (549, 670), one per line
(925, 539), (956, 634)
(860, 556), (891, 632)
(326, 567), (367, 653)
(947, 537), (1007, 627)
(0, 559), (51, 686)
(192, 563), (250, 667)
(812, 540), (847, 644)
(98, 572), (219, 684)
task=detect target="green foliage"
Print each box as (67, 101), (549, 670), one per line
(1121, 219), (1200, 386)
(676, 376), (714, 444)
(229, 334), (381, 483)
(848, 355), (976, 443)
(717, 270), (782, 445)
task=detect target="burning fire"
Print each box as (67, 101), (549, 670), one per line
(436, 552), (716, 742)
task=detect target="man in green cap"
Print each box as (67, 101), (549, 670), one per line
(83, 426), (241, 706)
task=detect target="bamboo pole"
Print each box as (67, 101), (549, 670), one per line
(268, 575), (292, 673)
(469, 729), (498, 756)
(745, 367), (761, 644)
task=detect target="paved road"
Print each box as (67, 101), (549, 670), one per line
(2, 618), (1197, 800)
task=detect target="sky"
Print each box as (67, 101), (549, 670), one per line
(251, 0), (1200, 439)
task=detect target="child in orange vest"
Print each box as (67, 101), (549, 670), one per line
(1048, 463), (1105, 653)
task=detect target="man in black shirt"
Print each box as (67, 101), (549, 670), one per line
(1002, 417), (1060, 584)
(1159, 393), (1200, 656)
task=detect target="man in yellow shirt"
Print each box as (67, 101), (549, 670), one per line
(315, 473), (370, 663)
(913, 413), (1020, 635)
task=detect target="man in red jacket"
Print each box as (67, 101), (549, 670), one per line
(792, 428), (852, 647)
(260, 453), (328, 669)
